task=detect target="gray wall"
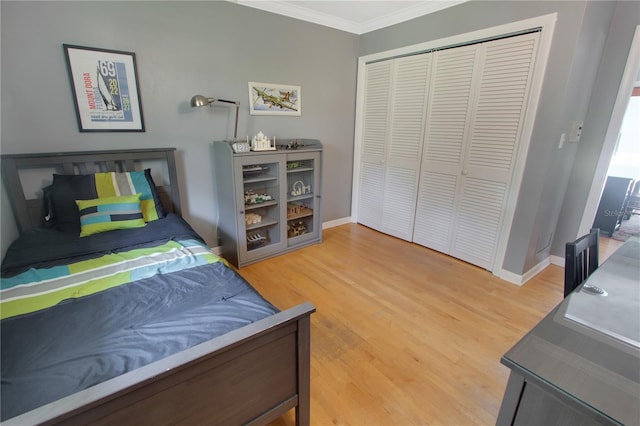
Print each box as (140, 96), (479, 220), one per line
(360, 0), (638, 275)
(553, 1), (640, 256)
(2, 0), (638, 279)
(0, 1), (359, 255)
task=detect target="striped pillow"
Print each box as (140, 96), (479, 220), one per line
(76, 194), (146, 237)
(94, 170), (164, 222)
(51, 169), (165, 234)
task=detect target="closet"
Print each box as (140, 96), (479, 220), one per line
(357, 32), (540, 270)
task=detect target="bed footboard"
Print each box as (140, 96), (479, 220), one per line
(4, 302), (315, 426)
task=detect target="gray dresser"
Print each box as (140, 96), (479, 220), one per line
(497, 238), (640, 425)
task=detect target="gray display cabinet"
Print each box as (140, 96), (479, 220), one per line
(213, 139), (322, 267)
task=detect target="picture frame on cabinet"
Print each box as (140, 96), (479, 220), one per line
(248, 82), (301, 116)
(63, 44), (145, 132)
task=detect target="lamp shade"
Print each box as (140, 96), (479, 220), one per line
(190, 94), (211, 108)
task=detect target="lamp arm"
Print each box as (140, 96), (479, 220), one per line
(233, 103), (239, 140)
(192, 95), (240, 139)
(214, 98), (240, 107)
(213, 99), (240, 139)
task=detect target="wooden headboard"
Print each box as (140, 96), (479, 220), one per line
(1, 148), (181, 234)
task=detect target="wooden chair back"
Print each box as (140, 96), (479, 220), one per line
(564, 228), (600, 297)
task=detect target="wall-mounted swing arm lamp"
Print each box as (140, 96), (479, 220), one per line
(190, 94), (240, 140)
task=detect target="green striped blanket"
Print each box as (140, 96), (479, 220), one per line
(0, 239), (223, 320)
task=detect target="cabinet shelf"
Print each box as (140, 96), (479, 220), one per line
(287, 207), (313, 221)
(244, 176), (277, 184)
(245, 218), (278, 231)
(287, 167), (314, 174)
(245, 200), (278, 210)
(243, 165), (269, 173)
(288, 193), (314, 202)
(288, 232), (311, 244)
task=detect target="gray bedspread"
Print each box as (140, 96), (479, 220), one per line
(0, 216), (278, 421)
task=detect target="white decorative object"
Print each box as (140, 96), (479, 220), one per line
(251, 131), (276, 151)
(291, 180), (312, 197)
(245, 213), (262, 225)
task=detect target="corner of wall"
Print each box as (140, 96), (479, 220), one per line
(494, 256), (552, 286)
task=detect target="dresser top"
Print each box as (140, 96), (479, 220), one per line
(502, 238), (640, 425)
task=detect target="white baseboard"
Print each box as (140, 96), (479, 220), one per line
(494, 257), (551, 286)
(322, 216), (352, 229)
(211, 217), (352, 254)
(217, 216), (559, 287)
(549, 255), (565, 267)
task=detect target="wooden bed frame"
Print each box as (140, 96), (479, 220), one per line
(1, 148), (315, 426)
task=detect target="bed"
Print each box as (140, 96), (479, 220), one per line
(1, 148), (315, 425)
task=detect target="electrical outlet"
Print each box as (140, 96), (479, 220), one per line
(569, 121), (583, 143)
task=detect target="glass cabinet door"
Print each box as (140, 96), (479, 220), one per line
(286, 152), (320, 246)
(235, 154), (286, 262)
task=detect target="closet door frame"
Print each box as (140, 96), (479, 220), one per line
(351, 13), (557, 283)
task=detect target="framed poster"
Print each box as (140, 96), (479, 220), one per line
(63, 44), (145, 132)
(248, 82), (301, 116)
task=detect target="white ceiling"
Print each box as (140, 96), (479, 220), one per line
(234, 0), (470, 34)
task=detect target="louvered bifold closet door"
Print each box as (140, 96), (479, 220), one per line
(451, 32), (539, 269)
(380, 54), (431, 240)
(358, 54), (430, 240)
(358, 61), (392, 230)
(413, 45), (480, 252)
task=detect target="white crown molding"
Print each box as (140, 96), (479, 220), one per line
(237, 0), (363, 33)
(358, 0), (468, 34)
(235, 0), (469, 34)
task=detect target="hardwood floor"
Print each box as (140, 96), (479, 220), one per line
(237, 224), (619, 425)
(599, 234), (625, 260)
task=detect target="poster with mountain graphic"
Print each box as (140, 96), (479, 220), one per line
(64, 45), (145, 132)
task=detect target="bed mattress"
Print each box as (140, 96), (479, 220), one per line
(0, 215), (279, 421)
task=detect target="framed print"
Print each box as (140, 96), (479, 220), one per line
(64, 44), (145, 132)
(248, 82), (301, 116)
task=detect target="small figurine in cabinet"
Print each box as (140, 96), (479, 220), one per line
(291, 181), (312, 197)
(287, 203), (303, 215)
(288, 221), (307, 237)
(246, 231), (267, 245)
(245, 213), (262, 225)
(244, 190), (273, 205)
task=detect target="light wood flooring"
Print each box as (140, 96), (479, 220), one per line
(237, 224), (624, 425)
